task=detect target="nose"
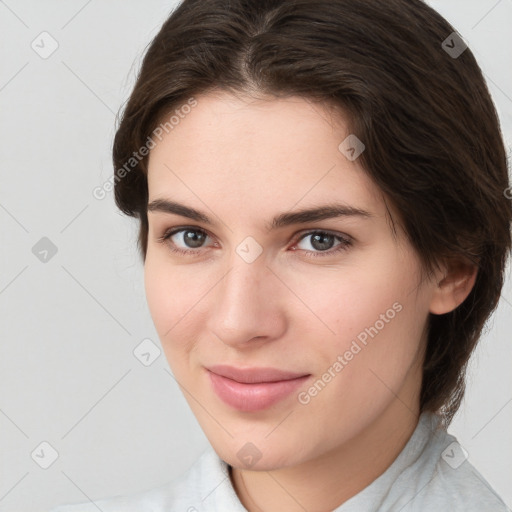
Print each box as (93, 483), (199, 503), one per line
(206, 253), (287, 348)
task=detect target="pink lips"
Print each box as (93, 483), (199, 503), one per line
(207, 364), (311, 412)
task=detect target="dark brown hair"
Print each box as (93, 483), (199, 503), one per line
(112, 0), (511, 426)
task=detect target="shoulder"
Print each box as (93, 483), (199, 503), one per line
(390, 417), (509, 511)
(50, 447), (238, 512)
(415, 452), (509, 510)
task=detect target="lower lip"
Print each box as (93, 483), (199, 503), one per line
(208, 370), (311, 412)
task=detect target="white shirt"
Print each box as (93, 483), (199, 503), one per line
(51, 411), (508, 511)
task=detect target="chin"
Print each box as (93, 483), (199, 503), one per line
(210, 435), (311, 471)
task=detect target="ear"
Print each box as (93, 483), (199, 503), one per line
(429, 257), (478, 315)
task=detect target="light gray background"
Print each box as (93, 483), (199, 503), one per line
(0, 1), (511, 511)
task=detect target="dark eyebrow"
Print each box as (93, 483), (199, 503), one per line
(147, 198), (374, 231)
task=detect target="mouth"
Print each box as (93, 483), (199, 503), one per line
(206, 364), (311, 412)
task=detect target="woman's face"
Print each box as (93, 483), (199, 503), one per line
(144, 91), (440, 470)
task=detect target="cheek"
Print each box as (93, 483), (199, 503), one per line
(144, 256), (172, 334)
(143, 253), (214, 375)
(321, 280), (426, 401)
(295, 264), (407, 349)
(144, 254), (197, 343)
(304, 248), (427, 377)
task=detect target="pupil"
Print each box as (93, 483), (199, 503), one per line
(312, 233), (333, 251)
(185, 230), (204, 248)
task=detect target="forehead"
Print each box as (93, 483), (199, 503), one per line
(146, 91), (386, 222)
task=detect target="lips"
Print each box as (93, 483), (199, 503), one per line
(206, 364), (311, 411)
(208, 364), (309, 383)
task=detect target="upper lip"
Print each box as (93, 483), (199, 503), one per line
(207, 364), (310, 384)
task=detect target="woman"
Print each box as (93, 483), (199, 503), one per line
(53, 0), (511, 510)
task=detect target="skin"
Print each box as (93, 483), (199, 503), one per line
(144, 90), (477, 511)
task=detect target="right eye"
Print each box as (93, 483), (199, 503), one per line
(156, 227), (214, 256)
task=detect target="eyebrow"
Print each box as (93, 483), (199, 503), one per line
(147, 198), (374, 231)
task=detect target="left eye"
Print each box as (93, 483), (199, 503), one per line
(295, 231), (351, 255)
(157, 227), (352, 258)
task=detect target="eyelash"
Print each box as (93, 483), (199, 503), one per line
(156, 226), (353, 259)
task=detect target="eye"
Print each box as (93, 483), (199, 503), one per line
(156, 227), (352, 258)
(293, 230), (352, 258)
(157, 226), (212, 256)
